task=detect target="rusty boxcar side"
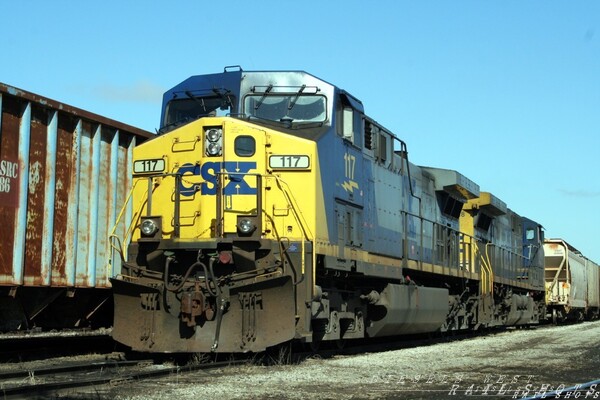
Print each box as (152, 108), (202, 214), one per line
(0, 82), (153, 330)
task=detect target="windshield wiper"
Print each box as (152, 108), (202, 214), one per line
(254, 84), (273, 110)
(288, 84), (306, 111)
(185, 91), (207, 112)
(212, 88), (233, 109)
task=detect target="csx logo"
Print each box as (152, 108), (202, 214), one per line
(178, 162), (257, 196)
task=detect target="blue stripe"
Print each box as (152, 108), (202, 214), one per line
(42, 110), (58, 285)
(14, 102), (31, 284)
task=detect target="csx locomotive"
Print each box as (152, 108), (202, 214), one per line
(110, 67), (548, 353)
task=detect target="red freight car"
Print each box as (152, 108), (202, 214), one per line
(0, 83), (153, 331)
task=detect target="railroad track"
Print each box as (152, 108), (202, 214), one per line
(0, 329), (116, 363)
(0, 358), (248, 399)
(286, 325), (544, 364)
(0, 324), (551, 398)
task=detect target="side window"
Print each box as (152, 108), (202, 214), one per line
(526, 228), (535, 240)
(342, 108), (354, 142)
(336, 94), (362, 147)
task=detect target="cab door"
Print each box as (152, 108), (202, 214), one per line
(216, 121), (265, 237)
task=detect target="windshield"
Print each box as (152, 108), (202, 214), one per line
(163, 95), (235, 129)
(244, 94), (327, 124)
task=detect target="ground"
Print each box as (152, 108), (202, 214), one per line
(108, 320), (600, 400)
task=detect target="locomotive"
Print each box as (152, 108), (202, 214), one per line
(110, 67), (548, 353)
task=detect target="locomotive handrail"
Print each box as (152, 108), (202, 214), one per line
(402, 211), (476, 275)
(108, 177), (147, 270)
(406, 216), (536, 290)
(213, 171), (263, 238)
(271, 175), (313, 240)
(109, 235), (126, 266)
(126, 172), (188, 239)
(271, 174), (314, 277)
(482, 243), (495, 294)
(480, 241), (539, 288)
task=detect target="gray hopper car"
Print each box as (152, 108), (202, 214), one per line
(544, 238), (600, 322)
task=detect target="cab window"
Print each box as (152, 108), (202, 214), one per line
(235, 136), (255, 157)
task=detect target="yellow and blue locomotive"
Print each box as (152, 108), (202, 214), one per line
(110, 67), (546, 353)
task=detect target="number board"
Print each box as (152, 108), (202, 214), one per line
(269, 155), (310, 169)
(133, 158), (166, 174)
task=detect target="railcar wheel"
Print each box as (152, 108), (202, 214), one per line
(335, 339), (346, 350)
(552, 309), (558, 325)
(309, 339), (321, 352)
(265, 341), (293, 365)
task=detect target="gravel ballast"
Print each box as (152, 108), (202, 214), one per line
(111, 321), (600, 399)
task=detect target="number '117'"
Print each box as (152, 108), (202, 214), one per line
(278, 156), (301, 167)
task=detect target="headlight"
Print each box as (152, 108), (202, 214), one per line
(237, 218), (256, 235)
(206, 142), (222, 156)
(205, 127), (223, 157)
(206, 128), (222, 142)
(140, 219), (159, 236)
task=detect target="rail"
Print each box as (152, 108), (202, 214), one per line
(0, 359), (248, 399)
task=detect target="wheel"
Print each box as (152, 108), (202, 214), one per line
(335, 339), (346, 350)
(265, 341), (292, 365)
(309, 339), (321, 352)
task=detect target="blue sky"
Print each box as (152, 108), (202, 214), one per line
(2, 1), (599, 262)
